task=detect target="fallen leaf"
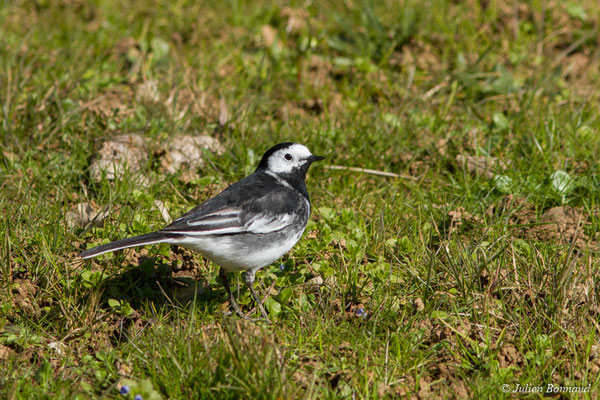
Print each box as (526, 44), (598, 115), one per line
(218, 97), (229, 126)
(262, 24), (277, 47)
(154, 200), (171, 224)
(456, 154), (509, 179)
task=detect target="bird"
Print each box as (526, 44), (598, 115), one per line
(78, 142), (325, 320)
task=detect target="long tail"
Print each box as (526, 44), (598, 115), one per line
(78, 231), (177, 259)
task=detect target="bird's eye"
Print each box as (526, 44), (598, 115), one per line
(284, 153), (293, 161)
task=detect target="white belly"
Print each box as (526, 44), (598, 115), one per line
(173, 228), (305, 272)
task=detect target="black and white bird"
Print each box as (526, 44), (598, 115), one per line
(79, 142), (324, 320)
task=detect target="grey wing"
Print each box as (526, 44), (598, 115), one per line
(159, 171), (305, 236)
(160, 205), (295, 236)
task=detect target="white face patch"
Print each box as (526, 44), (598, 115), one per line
(266, 144), (314, 174)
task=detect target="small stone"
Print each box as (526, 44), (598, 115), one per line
(136, 79), (160, 103)
(306, 276), (324, 287)
(47, 341), (67, 357)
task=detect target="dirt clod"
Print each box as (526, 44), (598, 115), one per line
(12, 279), (39, 317)
(497, 195), (597, 250)
(280, 7), (308, 34)
(157, 134), (225, 174)
(89, 134), (148, 182)
(65, 202), (110, 229)
(0, 344), (14, 360)
(413, 298), (425, 312)
(537, 206), (586, 246)
(499, 344), (523, 368)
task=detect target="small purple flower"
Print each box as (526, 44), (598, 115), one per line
(279, 263), (285, 271)
(134, 395), (143, 400)
(356, 308), (365, 316)
(119, 385), (130, 395)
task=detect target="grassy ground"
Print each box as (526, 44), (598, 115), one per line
(1, 0), (600, 398)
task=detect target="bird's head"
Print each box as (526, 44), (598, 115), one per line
(256, 142), (325, 177)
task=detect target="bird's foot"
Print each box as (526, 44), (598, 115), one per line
(245, 309), (271, 324)
(223, 288), (270, 323)
(243, 270), (272, 322)
(221, 269), (272, 323)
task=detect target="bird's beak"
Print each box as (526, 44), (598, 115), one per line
(307, 155), (326, 162)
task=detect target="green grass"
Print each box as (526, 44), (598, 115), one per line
(1, 0), (600, 398)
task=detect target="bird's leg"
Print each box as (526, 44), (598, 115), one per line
(244, 270), (270, 321)
(219, 268), (245, 318)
